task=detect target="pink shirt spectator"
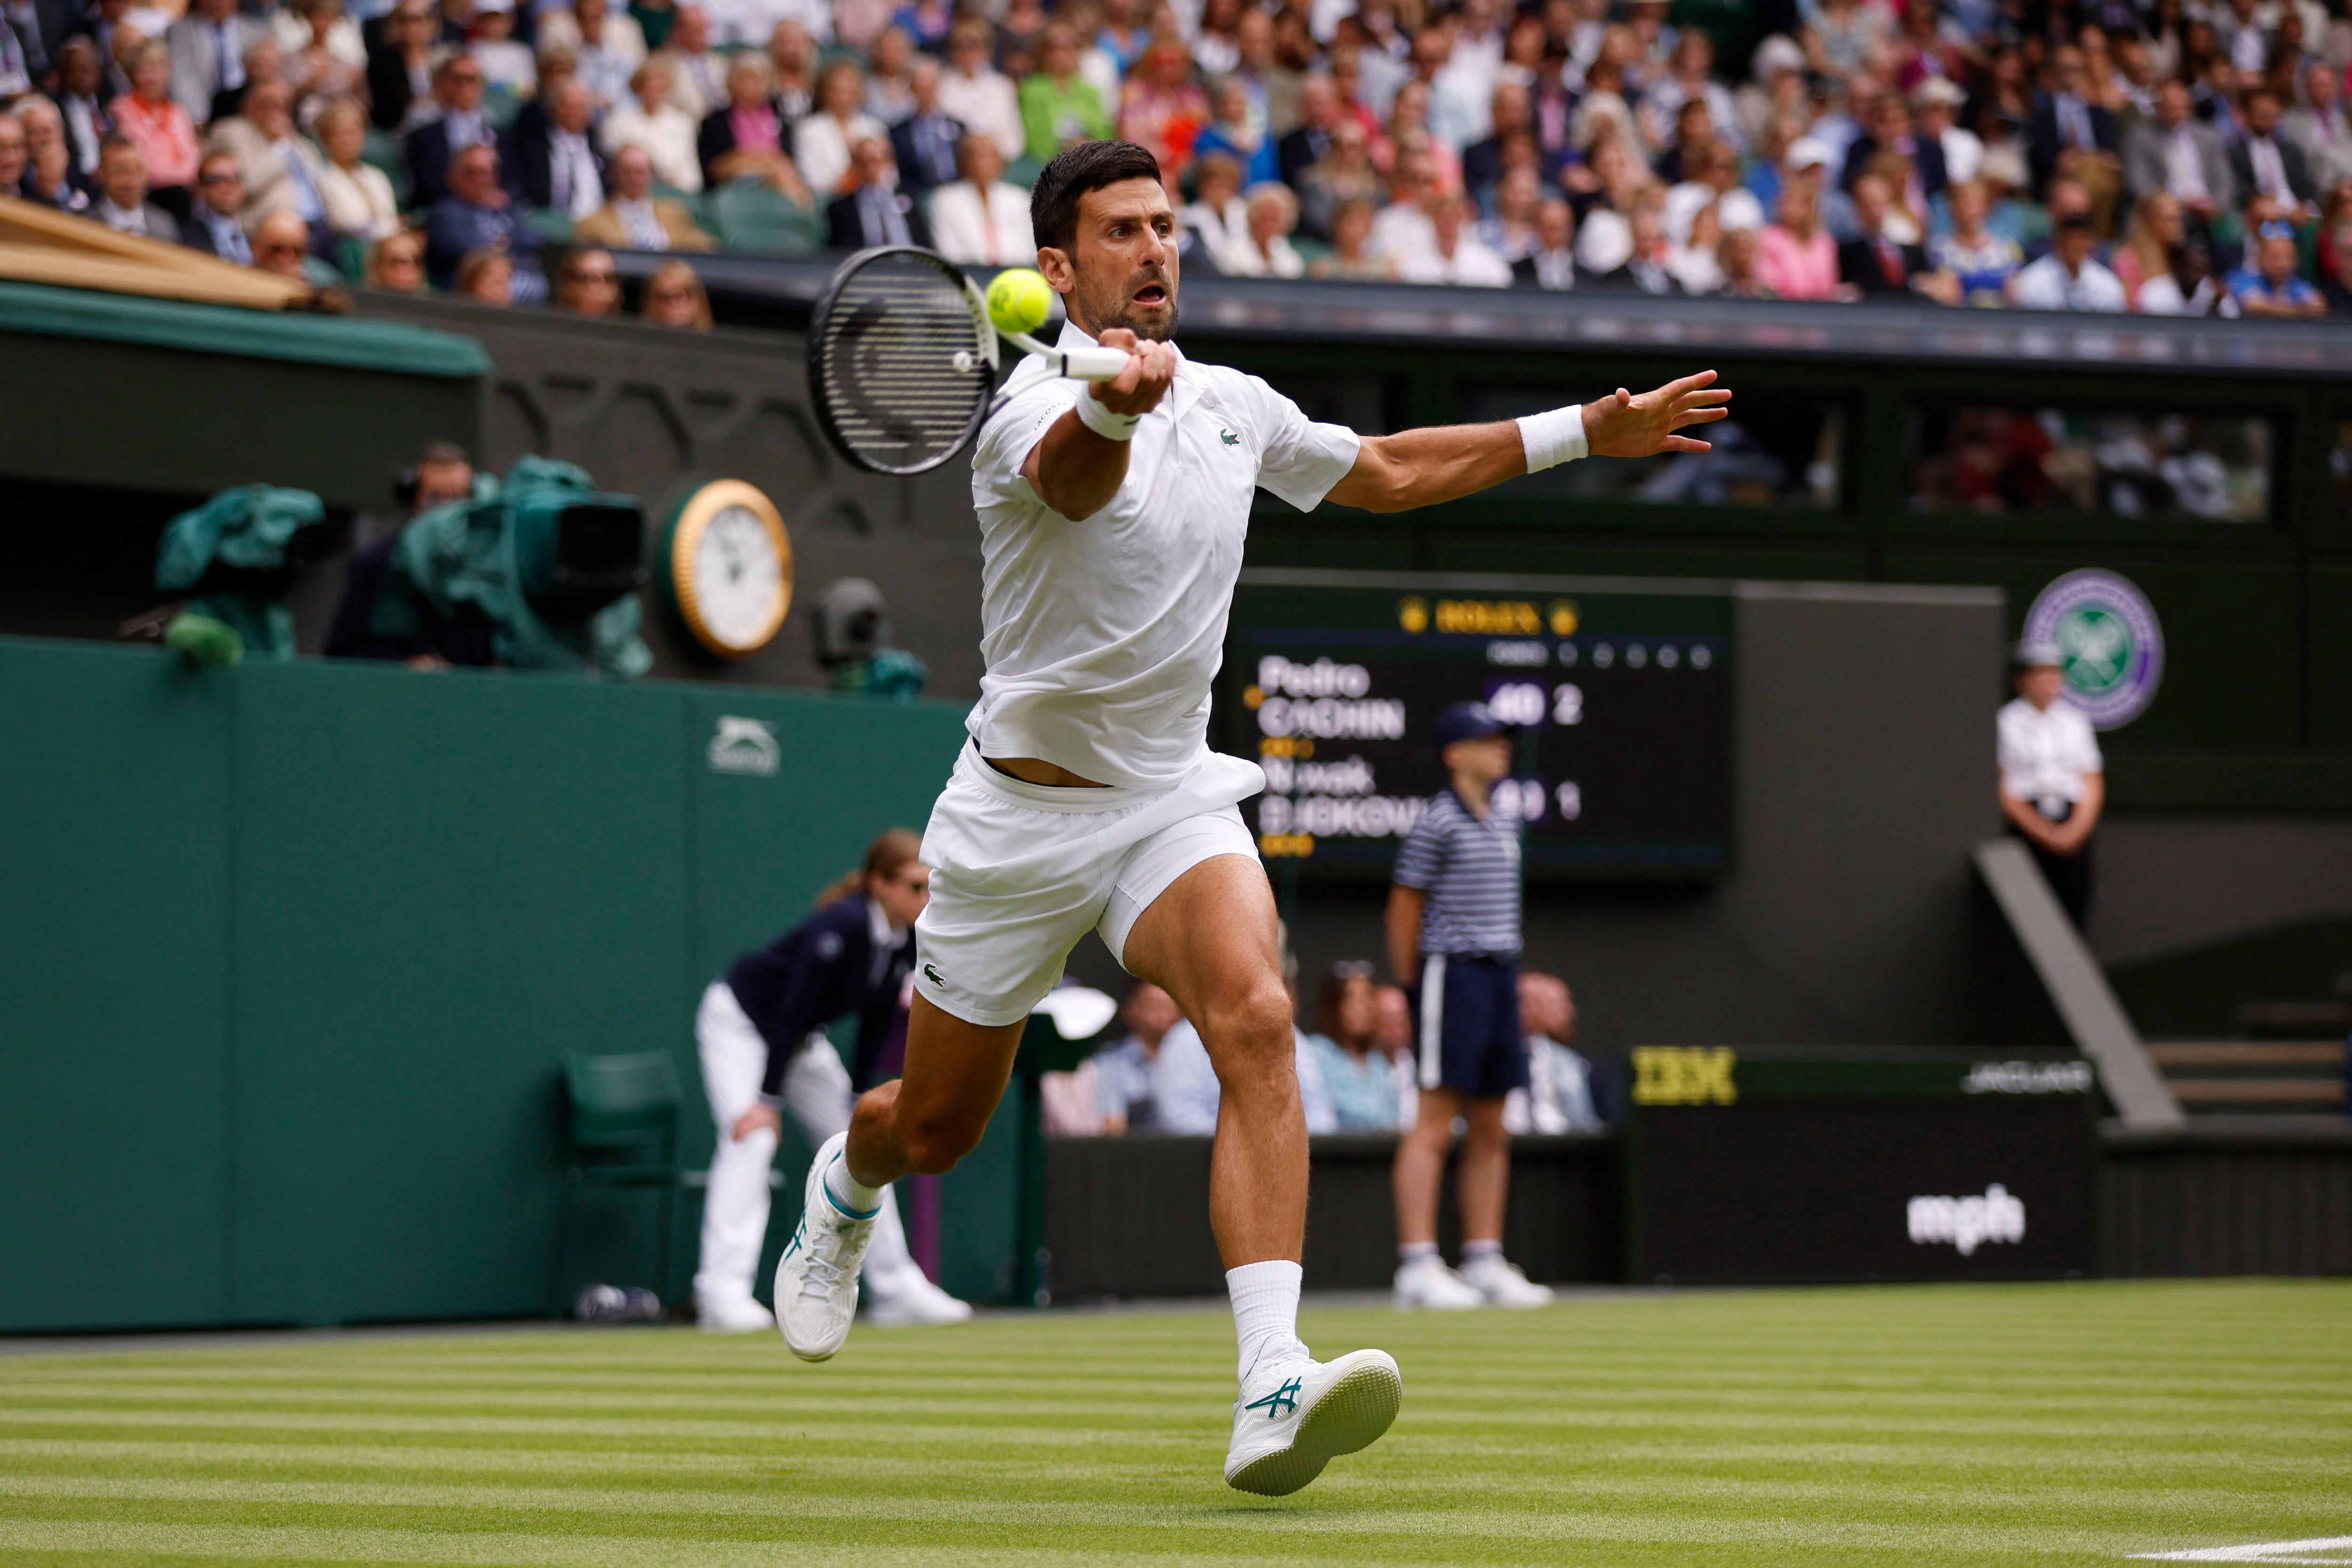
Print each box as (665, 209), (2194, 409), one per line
(113, 90), (199, 189)
(1756, 223), (1840, 300)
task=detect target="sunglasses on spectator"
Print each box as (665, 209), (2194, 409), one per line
(200, 171), (240, 184)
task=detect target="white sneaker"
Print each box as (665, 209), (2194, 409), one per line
(774, 1131), (879, 1361)
(1393, 1253), (1486, 1310)
(1459, 1253), (1556, 1308)
(1224, 1350), (1404, 1496)
(861, 1264), (975, 1327)
(695, 1292), (775, 1333)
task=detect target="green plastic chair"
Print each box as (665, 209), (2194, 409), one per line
(710, 179), (823, 254)
(555, 1051), (684, 1311)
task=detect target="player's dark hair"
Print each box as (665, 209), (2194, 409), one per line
(1029, 139), (1163, 253)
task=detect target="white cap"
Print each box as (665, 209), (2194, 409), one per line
(1752, 34), (1805, 81)
(1913, 75), (1966, 106)
(1785, 136), (1833, 172)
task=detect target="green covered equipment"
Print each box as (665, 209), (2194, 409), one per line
(154, 484), (327, 663)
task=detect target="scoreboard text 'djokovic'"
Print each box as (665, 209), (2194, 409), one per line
(1220, 571), (1734, 878)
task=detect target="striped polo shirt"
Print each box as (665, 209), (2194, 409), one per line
(1393, 788), (1522, 957)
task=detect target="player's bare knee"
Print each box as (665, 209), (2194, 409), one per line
(1201, 980), (1294, 1059)
(899, 1111), (984, 1175)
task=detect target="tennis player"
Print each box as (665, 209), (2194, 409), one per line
(778, 139), (1731, 1496)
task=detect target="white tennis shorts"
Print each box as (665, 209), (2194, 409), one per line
(913, 744), (1264, 1027)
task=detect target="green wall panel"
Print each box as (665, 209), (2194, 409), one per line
(0, 640), (232, 1331)
(227, 662), (693, 1324)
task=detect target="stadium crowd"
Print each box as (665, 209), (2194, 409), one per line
(6, 0), (2352, 314)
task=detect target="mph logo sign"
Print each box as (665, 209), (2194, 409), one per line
(1907, 1184), (2026, 1257)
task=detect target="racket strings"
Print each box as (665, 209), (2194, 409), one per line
(813, 254), (992, 475)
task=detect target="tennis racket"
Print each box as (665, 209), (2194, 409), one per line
(806, 246), (1132, 476)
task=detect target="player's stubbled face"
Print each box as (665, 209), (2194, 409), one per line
(1067, 177), (1179, 342)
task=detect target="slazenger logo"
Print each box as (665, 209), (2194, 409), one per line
(1963, 1060), (2095, 1095)
(707, 716), (779, 776)
(1907, 1184), (2026, 1256)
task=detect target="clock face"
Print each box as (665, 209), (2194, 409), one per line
(690, 503), (786, 652)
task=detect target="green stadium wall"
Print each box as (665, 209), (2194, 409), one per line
(0, 636), (985, 1333)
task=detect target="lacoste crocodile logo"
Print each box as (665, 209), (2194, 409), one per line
(923, 963), (946, 986)
(1220, 429), (1240, 446)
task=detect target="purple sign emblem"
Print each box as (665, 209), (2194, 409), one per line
(2023, 569), (2164, 730)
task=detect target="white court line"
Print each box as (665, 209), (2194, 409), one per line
(2132, 1538), (2352, 1563)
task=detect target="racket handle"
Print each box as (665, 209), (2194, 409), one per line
(1053, 345), (1134, 381)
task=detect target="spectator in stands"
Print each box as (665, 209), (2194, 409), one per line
(2123, 78), (2232, 227)
(180, 148), (252, 261)
(1915, 78), (1979, 186)
(0, 112), (26, 199)
(1221, 179), (1305, 276)
(16, 98), (90, 210)
(2012, 211), (2127, 310)
(1092, 981), (1180, 1134)
(466, 0), (534, 105)
(824, 131), (926, 248)
(208, 78), (326, 232)
(1297, 113), (1379, 240)
(1717, 222), (1772, 296)
(1666, 135), (1764, 247)
(550, 242), (621, 314)
(1398, 189), (1511, 284)
(796, 57), (880, 199)
(640, 256), (710, 325)
(92, 134), (178, 238)
(886, 56), (962, 195)
(111, 40), (196, 211)
(426, 142), (542, 296)
(1195, 74), (1278, 186)
(404, 51), (500, 209)
(2029, 44), (2122, 218)
(1802, 0), (1886, 85)
(1308, 195), (1393, 279)
(2111, 191), (2184, 306)
(1114, 35), (1200, 171)
(167, 0), (266, 126)
(2284, 63), (2352, 191)
(1181, 149), (1248, 263)
(1839, 171), (1935, 298)
(577, 142), (714, 249)
(699, 56), (809, 201)
(1476, 165), (1542, 262)
(312, 97), (400, 245)
(455, 245), (512, 301)
(1756, 153), (1839, 301)
(1512, 197), (1576, 288)
(1998, 642), (2103, 927)
(862, 23), (915, 123)
(929, 129), (1032, 266)
(1929, 178), (2023, 307)
(1155, 1001), (1339, 1138)
(249, 208), (320, 279)
(937, 17), (1021, 162)
(1278, 71), (1340, 191)
(1504, 971), (1603, 1134)
(1304, 961), (1402, 1132)
(656, 5), (724, 120)
(2228, 221), (2328, 316)
(2230, 88), (2320, 218)
(541, 0), (645, 112)
(762, 21), (818, 121)
(2136, 231), (2234, 315)
(52, 38), (114, 179)
(1025, 21), (1112, 163)
(365, 0), (437, 134)
(1843, 88), (1947, 210)
(364, 227), (428, 291)
(602, 56), (702, 193)
(511, 78), (606, 221)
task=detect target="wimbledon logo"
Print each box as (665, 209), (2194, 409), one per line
(2023, 569), (2164, 730)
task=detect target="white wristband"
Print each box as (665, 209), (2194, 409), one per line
(1517, 404), (1589, 471)
(1073, 389), (1141, 442)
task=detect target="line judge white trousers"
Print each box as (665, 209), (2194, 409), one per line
(692, 979), (918, 1305)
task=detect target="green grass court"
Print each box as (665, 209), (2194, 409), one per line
(1, 1280), (2344, 1567)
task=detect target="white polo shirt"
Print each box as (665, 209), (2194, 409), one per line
(966, 321), (1362, 789)
(1998, 695), (2103, 817)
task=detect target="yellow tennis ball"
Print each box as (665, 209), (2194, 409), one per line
(985, 268), (1053, 336)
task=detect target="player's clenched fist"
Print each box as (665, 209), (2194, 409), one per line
(1581, 370), (1733, 458)
(1088, 328), (1179, 417)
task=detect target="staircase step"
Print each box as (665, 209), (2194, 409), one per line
(2239, 1002), (2352, 1040)
(2147, 1041), (2348, 1070)
(2169, 1079), (2347, 1106)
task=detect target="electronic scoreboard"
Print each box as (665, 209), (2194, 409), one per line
(1219, 569), (1734, 878)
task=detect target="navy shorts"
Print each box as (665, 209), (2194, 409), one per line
(1411, 954), (1526, 1098)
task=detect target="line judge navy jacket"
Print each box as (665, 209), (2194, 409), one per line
(726, 896), (914, 1098)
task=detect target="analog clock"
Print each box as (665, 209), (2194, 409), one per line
(664, 481), (792, 658)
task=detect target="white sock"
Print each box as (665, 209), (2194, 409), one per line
(822, 1150), (882, 1216)
(1227, 1260), (1308, 1383)
(1398, 1241), (1438, 1264)
(1462, 1239), (1502, 1261)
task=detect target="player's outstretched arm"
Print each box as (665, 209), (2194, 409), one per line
(1323, 371), (1731, 515)
(1021, 330), (1176, 521)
